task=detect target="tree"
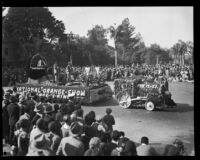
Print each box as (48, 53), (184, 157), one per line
(186, 41), (193, 64)
(109, 18), (142, 65)
(3, 7), (65, 61)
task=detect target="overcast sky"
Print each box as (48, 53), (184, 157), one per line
(3, 7), (193, 48)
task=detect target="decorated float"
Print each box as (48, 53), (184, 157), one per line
(114, 75), (176, 111)
(16, 54), (113, 105)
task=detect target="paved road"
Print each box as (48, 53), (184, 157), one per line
(2, 81), (194, 155)
(82, 81), (194, 154)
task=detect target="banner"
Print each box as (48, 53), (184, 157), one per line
(16, 84), (89, 100)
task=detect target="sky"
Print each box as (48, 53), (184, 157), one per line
(3, 7), (193, 49)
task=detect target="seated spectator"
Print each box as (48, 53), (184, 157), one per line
(56, 121), (85, 156)
(163, 139), (188, 156)
(45, 121), (61, 153)
(111, 137), (137, 156)
(84, 137), (103, 156)
(136, 136), (159, 156)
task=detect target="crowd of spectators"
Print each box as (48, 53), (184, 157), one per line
(2, 87), (194, 156)
(2, 64), (194, 87)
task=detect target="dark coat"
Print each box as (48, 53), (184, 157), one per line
(7, 103), (20, 126)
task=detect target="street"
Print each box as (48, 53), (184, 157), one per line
(83, 81), (194, 154)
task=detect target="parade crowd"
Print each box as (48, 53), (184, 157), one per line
(2, 86), (194, 156)
(2, 64), (194, 87)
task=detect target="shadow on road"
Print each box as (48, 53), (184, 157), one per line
(90, 97), (119, 107)
(163, 103), (193, 113)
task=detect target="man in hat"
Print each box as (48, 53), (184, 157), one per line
(43, 103), (55, 132)
(56, 121), (85, 156)
(7, 95), (20, 145)
(30, 103), (44, 130)
(136, 136), (159, 156)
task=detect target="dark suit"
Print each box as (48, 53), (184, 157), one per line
(7, 103), (20, 145)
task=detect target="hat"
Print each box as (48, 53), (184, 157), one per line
(89, 137), (101, 148)
(34, 103), (44, 113)
(69, 121), (84, 137)
(106, 108), (112, 114)
(4, 92), (11, 99)
(6, 89), (13, 94)
(68, 92), (75, 98)
(43, 103), (54, 114)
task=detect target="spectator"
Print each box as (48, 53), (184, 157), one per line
(2, 92), (11, 144)
(60, 114), (71, 138)
(136, 136), (159, 156)
(91, 115), (108, 140)
(30, 103), (44, 130)
(163, 139), (188, 156)
(111, 137), (137, 156)
(103, 108), (115, 133)
(76, 109), (85, 125)
(84, 111), (96, 126)
(27, 133), (54, 156)
(7, 96), (20, 145)
(45, 121), (61, 153)
(11, 119), (30, 156)
(84, 137), (103, 156)
(56, 121), (85, 156)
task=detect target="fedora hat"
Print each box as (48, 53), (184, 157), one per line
(43, 103), (54, 114)
(34, 103), (44, 113)
(69, 121), (84, 137)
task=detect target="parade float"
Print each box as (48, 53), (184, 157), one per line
(16, 54), (113, 105)
(114, 75), (176, 111)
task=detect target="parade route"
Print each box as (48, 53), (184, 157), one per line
(82, 81), (194, 154)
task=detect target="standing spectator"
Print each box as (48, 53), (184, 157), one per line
(103, 108), (115, 133)
(2, 92), (11, 144)
(27, 133), (54, 156)
(76, 109), (85, 125)
(30, 103), (44, 131)
(7, 96), (20, 145)
(56, 121), (85, 156)
(91, 115), (108, 140)
(45, 121), (61, 153)
(11, 119), (30, 156)
(60, 114), (71, 138)
(84, 111), (96, 126)
(136, 136), (159, 156)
